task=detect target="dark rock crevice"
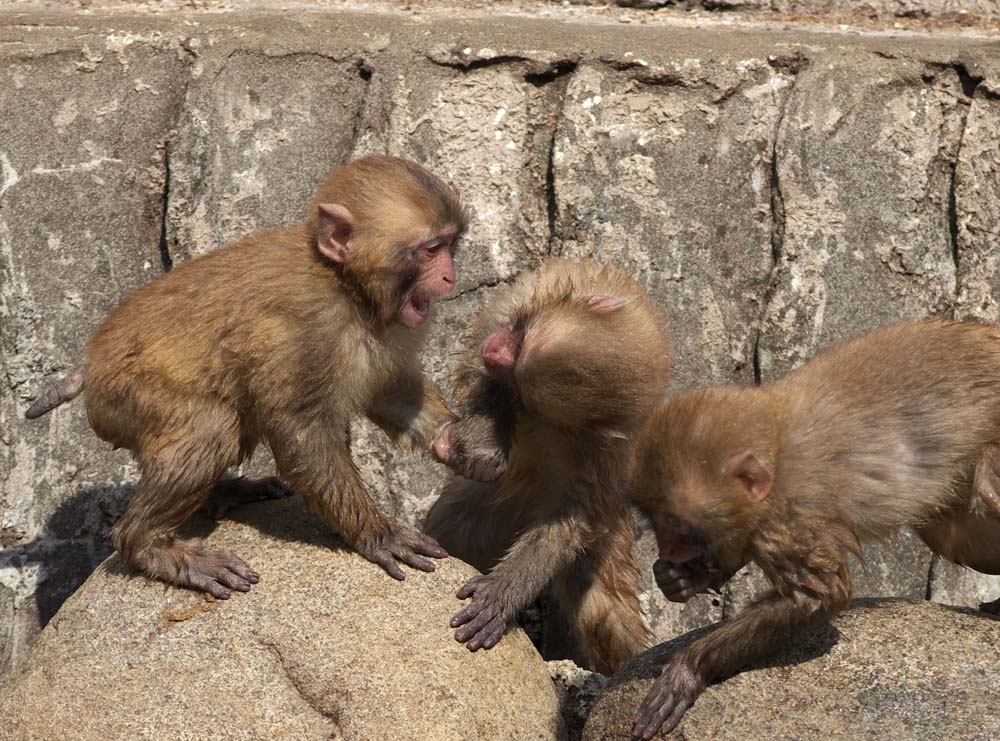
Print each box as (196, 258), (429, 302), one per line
(751, 70), (797, 386)
(946, 62), (982, 305)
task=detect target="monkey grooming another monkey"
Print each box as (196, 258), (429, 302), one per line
(426, 258), (671, 674)
(25, 156), (465, 598)
(627, 318), (1000, 738)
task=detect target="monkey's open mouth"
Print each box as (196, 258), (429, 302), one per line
(401, 293), (431, 326)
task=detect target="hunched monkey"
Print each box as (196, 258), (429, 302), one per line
(628, 318), (1000, 737)
(427, 258), (671, 674)
(25, 156), (466, 598)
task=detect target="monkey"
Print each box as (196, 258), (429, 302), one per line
(425, 258), (672, 675)
(626, 318), (1000, 738)
(24, 155), (466, 599)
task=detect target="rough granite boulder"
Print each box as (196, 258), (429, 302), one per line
(0, 497), (565, 741)
(584, 599), (1000, 740)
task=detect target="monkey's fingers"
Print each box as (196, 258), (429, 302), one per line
(464, 615), (507, 651)
(657, 697), (692, 737)
(392, 546), (437, 574)
(633, 682), (673, 739)
(367, 550), (408, 581)
(456, 575), (487, 600)
(408, 531), (448, 559)
(450, 600), (484, 628)
(454, 605), (499, 643)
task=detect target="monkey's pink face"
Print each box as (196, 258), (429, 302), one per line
(399, 232), (458, 327)
(479, 324), (525, 382)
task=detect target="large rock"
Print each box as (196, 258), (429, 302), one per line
(0, 497), (564, 740)
(584, 599), (1000, 740)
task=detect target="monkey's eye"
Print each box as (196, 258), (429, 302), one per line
(424, 240), (444, 255)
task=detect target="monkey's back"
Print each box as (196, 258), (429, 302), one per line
(775, 318), (1000, 535)
(82, 227), (362, 448)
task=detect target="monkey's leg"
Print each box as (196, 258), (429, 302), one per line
(424, 477), (512, 573)
(973, 443), (1000, 518)
(367, 375), (456, 455)
(111, 422), (259, 599)
(451, 514), (586, 651)
(915, 502), (1000, 614)
(269, 419), (446, 580)
(205, 476), (294, 519)
(554, 542), (652, 675)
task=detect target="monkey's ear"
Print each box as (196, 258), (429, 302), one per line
(581, 295), (632, 314)
(725, 451), (773, 503)
(316, 203), (355, 263)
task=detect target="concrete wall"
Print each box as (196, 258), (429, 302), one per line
(2, 6), (999, 679)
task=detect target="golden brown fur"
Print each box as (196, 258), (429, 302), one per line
(629, 318), (1000, 738)
(29, 156), (464, 597)
(426, 258), (671, 674)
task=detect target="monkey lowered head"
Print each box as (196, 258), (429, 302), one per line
(309, 156), (467, 328)
(628, 387), (781, 580)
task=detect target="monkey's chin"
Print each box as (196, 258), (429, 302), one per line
(400, 294), (431, 327)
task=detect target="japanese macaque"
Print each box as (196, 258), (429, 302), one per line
(426, 258), (671, 674)
(25, 155), (466, 598)
(627, 318), (1000, 738)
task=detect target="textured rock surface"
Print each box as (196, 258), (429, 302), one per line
(549, 659), (609, 741)
(584, 599), (1000, 740)
(0, 497), (564, 740)
(2, 5), (1000, 680)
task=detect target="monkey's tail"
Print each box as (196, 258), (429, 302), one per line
(24, 366), (86, 420)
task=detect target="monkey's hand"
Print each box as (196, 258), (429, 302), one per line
(450, 574), (515, 651)
(653, 558), (724, 603)
(355, 520), (449, 581)
(632, 654), (705, 739)
(432, 421), (508, 482)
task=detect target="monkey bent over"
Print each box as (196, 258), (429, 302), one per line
(25, 156), (465, 598)
(426, 258), (671, 674)
(628, 318), (1000, 738)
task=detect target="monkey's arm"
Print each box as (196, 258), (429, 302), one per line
(450, 514), (588, 650)
(432, 377), (517, 482)
(269, 418), (447, 580)
(634, 552), (851, 738)
(367, 374), (457, 455)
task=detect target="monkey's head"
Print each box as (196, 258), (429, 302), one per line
(309, 155), (467, 328)
(627, 387), (779, 576)
(479, 261), (671, 432)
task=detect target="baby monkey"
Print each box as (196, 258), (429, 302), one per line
(25, 156), (465, 598)
(427, 258), (671, 674)
(628, 318), (1000, 738)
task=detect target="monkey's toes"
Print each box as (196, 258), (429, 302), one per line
(187, 551), (260, 598)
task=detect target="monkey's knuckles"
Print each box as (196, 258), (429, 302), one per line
(451, 577), (510, 649)
(633, 660), (702, 738)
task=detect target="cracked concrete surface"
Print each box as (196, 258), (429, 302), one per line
(1, 4), (1000, 692)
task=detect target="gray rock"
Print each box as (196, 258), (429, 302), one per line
(0, 497), (565, 740)
(548, 659), (608, 741)
(584, 599), (1000, 740)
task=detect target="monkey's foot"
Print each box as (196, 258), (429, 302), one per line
(206, 476), (294, 519)
(979, 597), (1000, 615)
(450, 574), (513, 651)
(181, 549), (260, 600)
(355, 520), (448, 581)
(632, 658), (705, 739)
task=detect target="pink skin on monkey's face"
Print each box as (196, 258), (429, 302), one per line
(400, 235), (457, 327)
(479, 326), (523, 383)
